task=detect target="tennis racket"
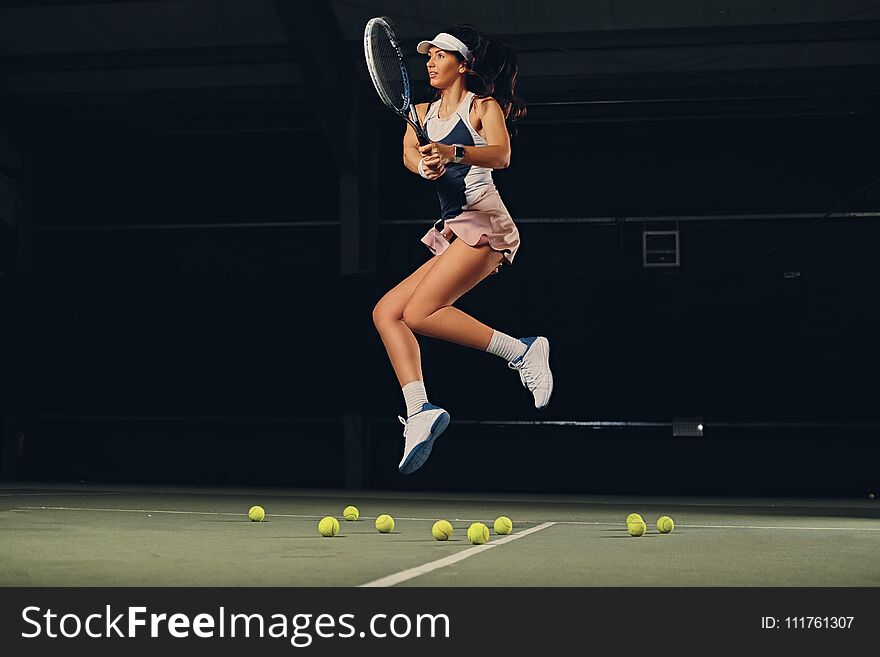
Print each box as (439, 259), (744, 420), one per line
(363, 17), (430, 146)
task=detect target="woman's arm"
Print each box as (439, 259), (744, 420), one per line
(419, 97), (511, 169)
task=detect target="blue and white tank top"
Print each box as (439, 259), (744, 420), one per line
(424, 91), (496, 221)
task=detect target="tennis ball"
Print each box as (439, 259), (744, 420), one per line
(494, 516), (513, 535)
(248, 505), (265, 522)
(657, 516), (675, 533)
(627, 520), (647, 537)
(626, 513), (643, 524)
(318, 516), (340, 537)
(467, 522), (490, 545)
(432, 520), (454, 541)
(375, 514), (395, 533)
(343, 505), (360, 521)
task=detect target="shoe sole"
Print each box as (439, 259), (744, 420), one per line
(534, 337), (553, 410)
(398, 411), (450, 475)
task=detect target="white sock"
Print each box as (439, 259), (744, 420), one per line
(486, 330), (527, 363)
(402, 380), (429, 417)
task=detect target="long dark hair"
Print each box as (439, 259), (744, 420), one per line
(432, 23), (526, 136)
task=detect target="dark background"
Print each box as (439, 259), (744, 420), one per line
(1, 1), (879, 496)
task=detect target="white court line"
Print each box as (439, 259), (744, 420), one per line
(671, 523), (880, 532)
(17, 506), (540, 524)
(23, 506), (230, 516)
(19, 507), (880, 533)
(0, 492), (123, 497)
(19, 506), (508, 522)
(360, 522), (557, 588)
(554, 520), (880, 532)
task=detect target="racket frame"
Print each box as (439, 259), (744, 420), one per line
(364, 17), (431, 146)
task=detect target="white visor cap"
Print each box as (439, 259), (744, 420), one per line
(416, 32), (473, 62)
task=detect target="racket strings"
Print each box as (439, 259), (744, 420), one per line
(368, 27), (409, 112)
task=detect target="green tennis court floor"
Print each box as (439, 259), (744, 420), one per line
(2, 483), (878, 586)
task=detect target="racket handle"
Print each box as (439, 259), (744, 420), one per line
(409, 105), (431, 146)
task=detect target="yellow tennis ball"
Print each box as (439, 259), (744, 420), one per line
(467, 522), (490, 545)
(375, 514), (395, 533)
(627, 520), (647, 537)
(343, 505), (360, 521)
(432, 520), (454, 541)
(657, 516), (675, 533)
(494, 516), (513, 535)
(248, 505), (265, 522)
(318, 516), (340, 537)
(626, 513), (643, 524)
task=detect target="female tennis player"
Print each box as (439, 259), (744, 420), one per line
(371, 24), (553, 474)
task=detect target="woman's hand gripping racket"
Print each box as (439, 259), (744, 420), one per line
(364, 17), (430, 146)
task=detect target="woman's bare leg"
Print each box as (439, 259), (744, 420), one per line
(402, 238), (506, 348)
(371, 256), (440, 387)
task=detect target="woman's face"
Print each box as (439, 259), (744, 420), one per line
(426, 47), (466, 89)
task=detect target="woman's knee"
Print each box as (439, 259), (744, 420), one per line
(401, 304), (424, 331)
(371, 298), (400, 328)
(402, 302), (439, 332)
(371, 308), (397, 329)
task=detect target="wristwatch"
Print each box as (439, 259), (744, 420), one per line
(452, 144), (465, 164)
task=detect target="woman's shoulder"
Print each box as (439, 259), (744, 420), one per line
(471, 95), (501, 115)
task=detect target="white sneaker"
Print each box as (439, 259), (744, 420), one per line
(508, 336), (553, 409)
(397, 403), (450, 475)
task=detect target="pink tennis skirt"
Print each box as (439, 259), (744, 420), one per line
(420, 187), (521, 268)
